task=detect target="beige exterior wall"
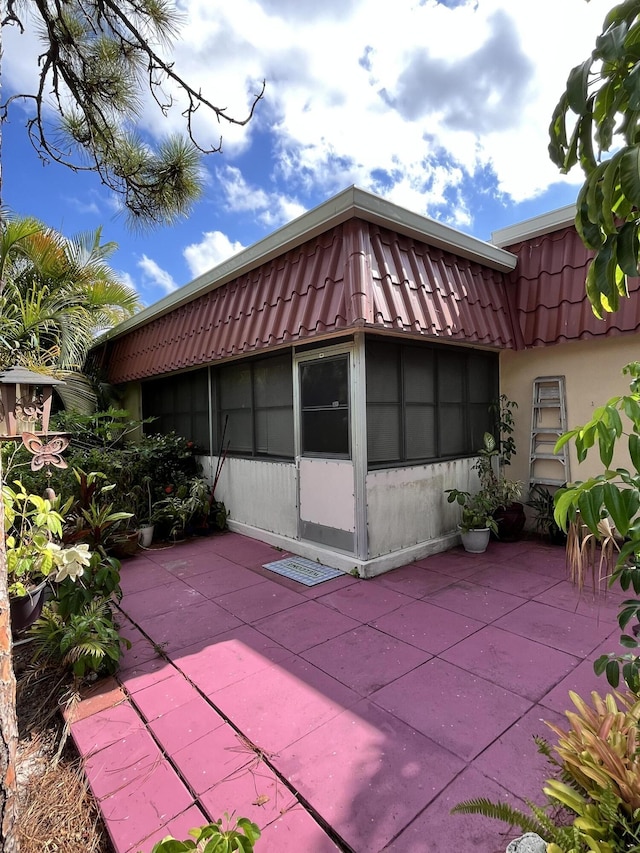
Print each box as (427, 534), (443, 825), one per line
(120, 382), (144, 441)
(500, 335), (639, 494)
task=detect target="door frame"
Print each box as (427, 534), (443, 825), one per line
(293, 337), (367, 559)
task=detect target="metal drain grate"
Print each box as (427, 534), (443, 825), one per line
(262, 556), (344, 586)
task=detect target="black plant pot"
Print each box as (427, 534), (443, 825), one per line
(492, 502), (526, 542)
(10, 579), (48, 637)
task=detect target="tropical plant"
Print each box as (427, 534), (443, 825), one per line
(491, 393), (518, 469)
(527, 484), (566, 544)
(55, 551), (122, 622)
(553, 361), (640, 693)
(549, 1), (640, 319)
(62, 470), (133, 551)
(30, 598), (130, 681)
(453, 689), (640, 852)
(0, 217), (142, 411)
(446, 430), (521, 533)
(2, 481), (91, 597)
(147, 815), (261, 852)
(445, 487), (499, 534)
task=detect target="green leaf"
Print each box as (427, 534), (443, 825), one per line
(620, 634), (639, 647)
(618, 220), (640, 276)
(600, 151), (623, 233)
(577, 489), (602, 533)
(606, 659), (620, 687)
(594, 654), (609, 676)
(596, 20), (630, 62)
(602, 483), (630, 535)
(585, 257), (605, 319)
(566, 59), (593, 113)
(620, 146), (640, 206)
(624, 60), (640, 109)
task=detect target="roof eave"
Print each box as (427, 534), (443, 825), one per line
(98, 186), (517, 345)
(491, 204), (576, 248)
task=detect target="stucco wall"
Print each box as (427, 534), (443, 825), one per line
(366, 458), (478, 559)
(500, 336), (638, 492)
(203, 456), (298, 539)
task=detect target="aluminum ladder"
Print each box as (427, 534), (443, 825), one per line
(529, 375), (570, 489)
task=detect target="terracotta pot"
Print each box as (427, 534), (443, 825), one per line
(10, 579), (48, 637)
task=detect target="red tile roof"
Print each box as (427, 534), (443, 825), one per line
(98, 199), (640, 385)
(504, 225), (640, 347)
(102, 219), (516, 383)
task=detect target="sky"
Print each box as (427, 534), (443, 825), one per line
(1, 0), (614, 308)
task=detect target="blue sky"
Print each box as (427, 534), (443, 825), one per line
(2, 0), (612, 308)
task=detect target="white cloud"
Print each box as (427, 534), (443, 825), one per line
(2, 0), (614, 233)
(217, 166), (306, 227)
(184, 231), (246, 277)
(137, 255), (178, 294)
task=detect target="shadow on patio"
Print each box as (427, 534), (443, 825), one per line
(68, 532), (626, 853)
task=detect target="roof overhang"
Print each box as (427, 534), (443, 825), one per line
(99, 186), (518, 345)
(491, 204), (576, 248)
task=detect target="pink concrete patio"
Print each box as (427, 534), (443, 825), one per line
(69, 532), (627, 853)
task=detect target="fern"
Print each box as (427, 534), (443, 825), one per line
(450, 797), (547, 837)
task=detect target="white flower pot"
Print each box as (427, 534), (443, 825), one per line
(138, 524), (155, 547)
(459, 526), (491, 554)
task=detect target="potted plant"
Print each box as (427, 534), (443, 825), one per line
(132, 476), (157, 547)
(527, 483), (566, 545)
(475, 427), (525, 542)
(446, 487), (499, 553)
(3, 482), (92, 635)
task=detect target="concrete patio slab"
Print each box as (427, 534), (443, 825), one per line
(274, 698), (465, 852)
(494, 599), (613, 658)
(440, 624), (580, 701)
(99, 759), (194, 852)
(426, 579), (525, 623)
(67, 534), (623, 852)
(253, 599), (360, 654)
(472, 704), (567, 804)
(316, 582), (414, 623)
(370, 598), (484, 654)
(148, 694), (226, 753)
(386, 765), (526, 853)
(210, 655), (360, 754)
(135, 598), (243, 653)
(301, 624), (431, 696)
(174, 624), (292, 695)
(371, 658), (532, 760)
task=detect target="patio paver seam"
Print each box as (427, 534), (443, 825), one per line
(115, 643), (354, 851)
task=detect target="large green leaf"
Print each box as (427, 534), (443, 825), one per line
(616, 220), (639, 275)
(630, 432), (640, 472)
(620, 146), (640, 206)
(624, 60), (640, 109)
(602, 482), (630, 535)
(567, 58), (593, 117)
(597, 19), (631, 61)
(600, 155), (624, 235)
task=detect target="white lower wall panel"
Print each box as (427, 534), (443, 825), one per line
(366, 458), (478, 559)
(204, 456), (297, 539)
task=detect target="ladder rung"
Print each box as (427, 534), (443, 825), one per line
(531, 453), (565, 461)
(529, 477), (567, 487)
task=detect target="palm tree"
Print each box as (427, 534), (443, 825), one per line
(0, 214), (141, 409)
